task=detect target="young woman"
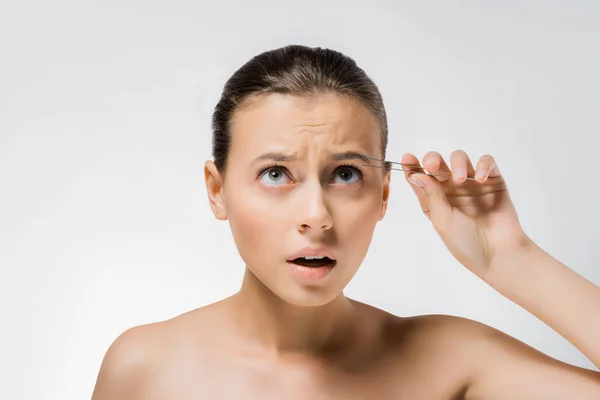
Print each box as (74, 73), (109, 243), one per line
(92, 45), (600, 399)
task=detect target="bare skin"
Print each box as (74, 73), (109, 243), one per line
(92, 93), (600, 399)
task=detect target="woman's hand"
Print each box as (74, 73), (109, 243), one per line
(402, 150), (533, 280)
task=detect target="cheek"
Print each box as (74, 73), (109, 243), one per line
(331, 191), (383, 248)
(225, 191), (285, 257)
(333, 183), (383, 221)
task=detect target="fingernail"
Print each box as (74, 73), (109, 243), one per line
(476, 169), (486, 180)
(425, 162), (438, 172)
(408, 174), (424, 187)
(454, 168), (466, 181)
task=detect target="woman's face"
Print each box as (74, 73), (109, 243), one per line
(205, 92), (390, 306)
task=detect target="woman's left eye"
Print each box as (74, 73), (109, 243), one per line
(332, 166), (362, 184)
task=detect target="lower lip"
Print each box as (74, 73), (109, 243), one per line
(287, 261), (336, 281)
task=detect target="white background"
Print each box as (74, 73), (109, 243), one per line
(1, 1), (599, 398)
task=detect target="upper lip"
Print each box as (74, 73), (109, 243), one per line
(287, 246), (336, 261)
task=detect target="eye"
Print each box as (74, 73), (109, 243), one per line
(332, 165), (363, 184)
(258, 166), (292, 186)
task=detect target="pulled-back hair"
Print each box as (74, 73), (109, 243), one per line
(211, 45), (388, 177)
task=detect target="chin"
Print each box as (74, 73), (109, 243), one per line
(273, 285), (344, 308)
(244, 263), (352, 307)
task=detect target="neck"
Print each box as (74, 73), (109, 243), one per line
(230, 266), (358, 357)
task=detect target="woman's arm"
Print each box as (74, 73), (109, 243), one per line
(487, 241), (600, 370)
(457, 243), (600, 399)
(453, 313), (600, 400)
(400, 150), (600, 397)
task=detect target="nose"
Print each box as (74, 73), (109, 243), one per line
(296, 182), (333, 233)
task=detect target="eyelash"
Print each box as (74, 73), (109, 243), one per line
(256, 163), (365, 183)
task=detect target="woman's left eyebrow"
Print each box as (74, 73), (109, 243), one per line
(331, 151), (373, 164)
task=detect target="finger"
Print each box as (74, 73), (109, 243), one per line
(400, 152), (424, 175)
(450, 149), (476, 183)
(401, 152), (445, 182)
(422, 151), (452, 183)
(402, 153), (434, 216)
(406, 170), (453, 229)
(403, 153), (453, 227)
(474, 154), (499, 182)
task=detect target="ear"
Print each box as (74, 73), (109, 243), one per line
(377, 169), (391, 221)
(204, 160), (228, 221)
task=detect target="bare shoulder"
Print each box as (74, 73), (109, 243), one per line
(91, 321), (171, 399)
(379, 312), (489, 360)
(399, 313), (600, 399)
(398, 312), (599, 373)
(379, 313), (484, 397)
(396, 312), (507, 349)
(91, 301), (226, 400)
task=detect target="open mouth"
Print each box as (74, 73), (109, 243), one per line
(288, 257), (336, 268)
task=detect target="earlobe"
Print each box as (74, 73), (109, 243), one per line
(204, 160), (228, 221)
(378, 171), (391, 221)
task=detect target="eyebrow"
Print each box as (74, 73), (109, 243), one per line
(252, 151), (374, 164)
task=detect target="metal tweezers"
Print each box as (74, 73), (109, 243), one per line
(360, 156), (477, 181)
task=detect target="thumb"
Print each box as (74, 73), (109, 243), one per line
(407, 173), (453, 229)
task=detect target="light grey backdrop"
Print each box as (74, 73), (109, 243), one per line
(1, 1), (599, 399)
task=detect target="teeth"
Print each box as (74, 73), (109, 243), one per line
(304, 256), (325, 260)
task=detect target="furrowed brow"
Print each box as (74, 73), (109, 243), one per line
(331, 151), (373, 164)
(252, 151), (374, 164)
(252, 153), (298, 164)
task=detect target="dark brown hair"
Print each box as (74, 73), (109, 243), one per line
(211, 45), (388, 178)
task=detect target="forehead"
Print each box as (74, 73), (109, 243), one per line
(229, 92), (381, 156)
